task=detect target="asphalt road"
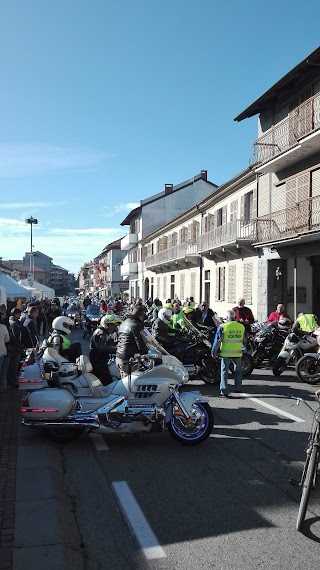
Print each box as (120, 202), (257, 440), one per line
(20, 327), (320, 570)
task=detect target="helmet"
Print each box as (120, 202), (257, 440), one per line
(100, 314), (122, 329)
(158, 307), (172, 324)
(165, 302), (173, 309)
(52, 316), (73, 335)
(279, 316), (290, 327)
(183, 305), (193, 315)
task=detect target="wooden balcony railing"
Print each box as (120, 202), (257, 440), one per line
(197, 219), (256, 253)
(250, 92), (320, 167)
(145, 243), (198, 268)
(254, 195), (320, 243)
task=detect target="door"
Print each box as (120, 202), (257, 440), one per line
(312, 256), (320, 315)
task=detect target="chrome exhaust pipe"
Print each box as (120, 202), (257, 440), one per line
(21, 419), (100, 430)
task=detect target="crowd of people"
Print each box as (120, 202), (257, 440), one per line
(1, 291), (319, 401)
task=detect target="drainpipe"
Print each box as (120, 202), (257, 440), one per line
(196, 204), (204, 302)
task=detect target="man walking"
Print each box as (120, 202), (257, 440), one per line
(211, 309), (245, 397)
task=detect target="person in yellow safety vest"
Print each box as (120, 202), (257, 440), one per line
(48, 316), (82, 362)
(211, 309), (245, 397)
(170, 302), (186, 331)
(293, 312), (319, 336)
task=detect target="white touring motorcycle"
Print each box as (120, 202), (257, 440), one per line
(20, 331), (214, 445)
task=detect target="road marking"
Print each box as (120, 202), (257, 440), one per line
(248, 480), (265, 485)
(112, 481), (166, 560)
(239, 393), (305, 423)
(90, 433), (109, 451)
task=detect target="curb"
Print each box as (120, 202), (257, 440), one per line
(13, 428), (84, 570)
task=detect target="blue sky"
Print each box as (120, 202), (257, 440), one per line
(0, 0), (319, 276)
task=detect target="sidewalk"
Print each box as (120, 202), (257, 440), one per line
(0, 389), (84, 570)
(0, 389), (20, 570)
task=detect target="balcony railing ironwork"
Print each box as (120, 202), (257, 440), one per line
(145, 242), (198, 268)
(197, 219), (256, 253)
(254, 195), (320, 244)
(250, 92), (320, 167)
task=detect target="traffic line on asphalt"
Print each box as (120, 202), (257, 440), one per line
(90, 433), (109, 451)
(112, 481), (166, 560)
(239, 393), (305, 423)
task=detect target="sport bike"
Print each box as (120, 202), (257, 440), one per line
(273, 329), (319, 377)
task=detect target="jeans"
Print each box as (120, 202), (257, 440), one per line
(220, 357), (242, 394)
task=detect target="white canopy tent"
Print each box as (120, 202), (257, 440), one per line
(0, 272), (32, 299)
(19, 279), (55, 299)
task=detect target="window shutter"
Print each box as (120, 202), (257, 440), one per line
(252, 187), (258, 218)
(162, 236), (168, 250)
(156, 277), (160, 298)
(187, 223), (192, 243)
(162, 275), (167, 299)
(201, 216), (207, 234)
(190, 272), (196, 298)
(228, 265), (236, 303)
(222, 206), (227, 226)
(141, 246), (148, 261)
(168, 234), (172, 249)
(240, 194), (245, 220)
(172, 232), (178, 246)
(215, 268), (219, 302)
(147, 244), (152, 256)
(221, 267), (225, 301)
(243, 263), (253, 305)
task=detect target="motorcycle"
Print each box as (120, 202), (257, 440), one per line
(63, 301), (82, 328)
(82, 304), (105, 336)
(273, 329), (320, 376)
(251, 322), (289, 368)
(294, 330), (320, 385)
(20, 330), (214, 446)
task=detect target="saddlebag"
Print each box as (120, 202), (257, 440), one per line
(21, 388), (75, 419)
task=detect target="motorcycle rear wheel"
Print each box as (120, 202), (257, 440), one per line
(230, 354), (254, 378)
(199, 356), (220, 385)
(295, 356), (320, 385)
(272, 356), (287, 376)
(46, 427), (85, 442)
(166, 402), (214, 445)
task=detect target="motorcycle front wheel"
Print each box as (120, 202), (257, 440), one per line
(272, 356), (287, 376)
(230, 354), (254, 378)
(295, 356), (320, 385)
(199, 356), (220, 385)
(166, 402), (214, 445)
(46, 427), (85, 442)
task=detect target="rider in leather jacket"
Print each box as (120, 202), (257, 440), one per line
(89, 314), (121, 385)
(116, 306), (148, 376)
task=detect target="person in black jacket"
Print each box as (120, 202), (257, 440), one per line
(152, 307), (173, 349)
(196, 302), (219, 327)
(89, 314), (121, 385)
(20, 306), (39, 349)
(116, 306), (148, 377)
(7, 308), (23, 388)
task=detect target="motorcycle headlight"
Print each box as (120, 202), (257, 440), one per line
(166, 363), (189, 384)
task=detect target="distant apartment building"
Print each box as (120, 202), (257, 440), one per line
(79, 239), (128, 297)
(120, 170), (218, 300)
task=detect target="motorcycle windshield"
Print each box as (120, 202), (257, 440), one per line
(141, 328), (170, 355)
(182, 317), (212, 348)
(86, 305), (100, 315)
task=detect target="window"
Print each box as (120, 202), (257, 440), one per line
(228, 265), (236, 303)
(245, 192), (253, 223)
(215, 267), (225, 301)
(151, 277), (154, 300)
(230, 200), (238, 222)
(170, 275), (175, 299)
(204, 270), (210, 305)
(243, 263), (253, 305)
(217, 208), (223, 227)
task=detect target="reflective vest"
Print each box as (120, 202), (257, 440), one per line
(220, 320), (244, 358)
(296, 314), (317, 333)
(171, 310), (186, 329)
(49, 333), (71, 351)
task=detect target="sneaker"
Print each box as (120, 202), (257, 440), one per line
(220, 392), (229, 398)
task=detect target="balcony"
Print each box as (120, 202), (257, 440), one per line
(120, 262), (138, 278)
(121, 233), (138, 251)
(254, 195), (320, 245)
(197, 220), (256, 254)
(145, 243), (198, 270)
(250, 92), (320, 173)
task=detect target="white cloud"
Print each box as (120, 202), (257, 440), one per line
(0, 143), (113, 177)
(1, 201), (68, 209)
(112, 202), (140, 212)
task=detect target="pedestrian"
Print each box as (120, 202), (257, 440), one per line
(7, 307), (23, 388)
(268, 303), (292, 325)
(0, 318), (10, 393)
(211, 309), (245, 397)
(20, 305), (39, 349)
(196, 301), (218, 327)
(116, 305), (148, 377)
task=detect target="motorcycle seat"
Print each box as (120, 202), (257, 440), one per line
(70, 372), (114, 398)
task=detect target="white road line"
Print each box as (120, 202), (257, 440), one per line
(239, 393), (305, 423)
(90, 433), (109, 451)
(112, 481), (166, 560)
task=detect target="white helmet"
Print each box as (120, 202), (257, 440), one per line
(52, 316), (73, 335)
(158, 307), (172, 324)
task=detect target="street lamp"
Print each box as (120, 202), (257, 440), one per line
(25, 216), (38, 284)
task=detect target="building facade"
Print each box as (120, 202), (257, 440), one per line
(120, 170), (218, 300)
